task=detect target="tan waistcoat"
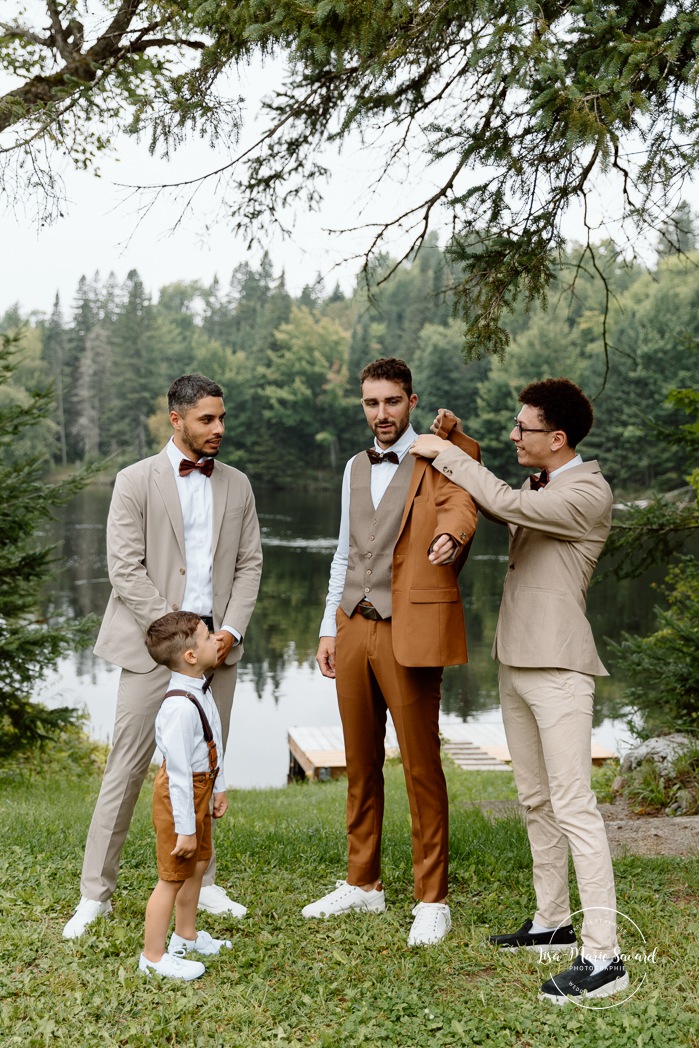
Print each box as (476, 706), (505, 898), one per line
(340, 453), (413, 619)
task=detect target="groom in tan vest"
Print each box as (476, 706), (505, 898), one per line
(304, 357), (479, 946)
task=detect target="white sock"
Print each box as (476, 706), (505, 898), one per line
(530, 920), (557, 934)
(582, 954), (616, 975)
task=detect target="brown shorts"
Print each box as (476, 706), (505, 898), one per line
(152, 762), (214, 882)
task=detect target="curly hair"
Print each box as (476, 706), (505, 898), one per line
(518, 378), (594, 449)
(359, 357), (413, 397)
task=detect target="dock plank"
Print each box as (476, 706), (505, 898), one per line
(288, 714), (617, 781)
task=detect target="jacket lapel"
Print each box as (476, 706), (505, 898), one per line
(152, 448), (186, 559)
(210, 462), (226, 556)
(397, 457), (426, 540)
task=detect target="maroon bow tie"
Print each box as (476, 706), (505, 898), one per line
(529, 469), (549, 490)
(366, 448), (400, 465)
(179, 457), (214, 478)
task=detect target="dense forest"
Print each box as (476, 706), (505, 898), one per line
(2, 232), (697, 496)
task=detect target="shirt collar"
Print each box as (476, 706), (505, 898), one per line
(549, 453), (583, 480)
(373, 424), (417, 462)
(166, 436), (211, 475)
(169, 670), (206, 693)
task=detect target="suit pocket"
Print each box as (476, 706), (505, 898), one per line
(409, 587), (460, 603)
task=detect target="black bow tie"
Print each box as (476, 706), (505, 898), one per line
(179, 457), (214, 478)
(366, 448), (400, 465)
(529, 469), (549, 490)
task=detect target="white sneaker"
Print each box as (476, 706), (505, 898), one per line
(197, 884), (247, 917)
(168, 930), (232, 956)
(302, 880), (386, 919)
(408, 902), (452, 946)
(62, 897), (112, 939)
(139, 949), (205, 981)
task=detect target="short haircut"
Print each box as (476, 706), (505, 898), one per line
(518, 378), (594, 449)
(359, 357), (413, 397)
(145, 611), (203, 669)
(168, 374), (224, 416)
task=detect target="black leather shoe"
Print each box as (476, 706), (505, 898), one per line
(489, 918), (577, 953)
(539, 954), (629, 1004)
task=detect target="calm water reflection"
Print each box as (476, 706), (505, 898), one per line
(37, 486), (660, 787)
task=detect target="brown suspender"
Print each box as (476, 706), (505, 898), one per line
(163, 689), (219, 779)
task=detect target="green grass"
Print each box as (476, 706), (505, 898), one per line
(1, 739), (698, 1047)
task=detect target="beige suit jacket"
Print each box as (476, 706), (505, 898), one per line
(94, 447), (263, 674)
(431, 448), (612, 676)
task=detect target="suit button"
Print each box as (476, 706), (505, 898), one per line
(366, 569), (372, 576)
(172, 603), (180, 610)
(369, 535), (375, 541)
(364, 587), (370, 594)
(372, 519), (377, 526)
(366, 552), (372, 559)
(179, 567), (186, 575)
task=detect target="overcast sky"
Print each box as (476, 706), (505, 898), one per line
(1, 52), (456, 318)
(2, 48), (696, 321)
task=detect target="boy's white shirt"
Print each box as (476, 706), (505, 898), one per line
(154, 670), (226, 835)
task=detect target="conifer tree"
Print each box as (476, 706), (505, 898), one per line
(0, 333), (96, 755)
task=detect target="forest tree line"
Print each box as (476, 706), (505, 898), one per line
(2, 232), (697, 496)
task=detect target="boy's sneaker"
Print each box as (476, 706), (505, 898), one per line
(169, 930), (232, 956)
(408, 902), (451, 947)
(302, 880), (386, 918)
(62, 897), (112, 939)
(489, 918), (577, 954)
(139, 949), (205, 980)
(197, 884), (247, 917)
(539, 954), (629, 1004)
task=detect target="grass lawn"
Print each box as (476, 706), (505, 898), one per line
(1, 736), (697, 1047)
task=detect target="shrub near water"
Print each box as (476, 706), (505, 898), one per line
(1, 740), (699, 1046)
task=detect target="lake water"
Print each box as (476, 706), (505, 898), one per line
(37, 485), (658, 788)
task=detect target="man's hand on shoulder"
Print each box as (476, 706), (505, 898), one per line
(316, 637), (337, 679)
(410, 434), (448, 460)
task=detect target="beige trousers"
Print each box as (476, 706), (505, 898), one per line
(80, 661), (237, 902)
(499, 664), (618, 959)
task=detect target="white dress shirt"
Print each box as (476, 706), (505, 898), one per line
(166, 438), (239, 641)
(319, 425), (417, 637)
(155, 670), (226, 835)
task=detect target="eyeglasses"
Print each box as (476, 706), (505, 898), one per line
(512, 417), (555, 439)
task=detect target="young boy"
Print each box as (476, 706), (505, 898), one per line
(139, 611), (232, 980)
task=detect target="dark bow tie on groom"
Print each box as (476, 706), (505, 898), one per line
(179, 457), (215, 478)
(366, 448), (400, 465)
(529, 469), (549, 490)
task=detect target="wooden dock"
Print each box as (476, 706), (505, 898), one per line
(287, 716), (616, 781)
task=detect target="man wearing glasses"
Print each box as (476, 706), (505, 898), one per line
(411, 378), (627, 1005)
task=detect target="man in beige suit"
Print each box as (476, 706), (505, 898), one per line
(413, 378), (629, 1003)
(63, 374), (262, 939)
(305, 358), (478, 947)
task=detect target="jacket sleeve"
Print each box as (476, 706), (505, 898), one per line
(432, 444), (612, 540)
(221, 479), (263, 637)
(430, 418), (479, 559)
